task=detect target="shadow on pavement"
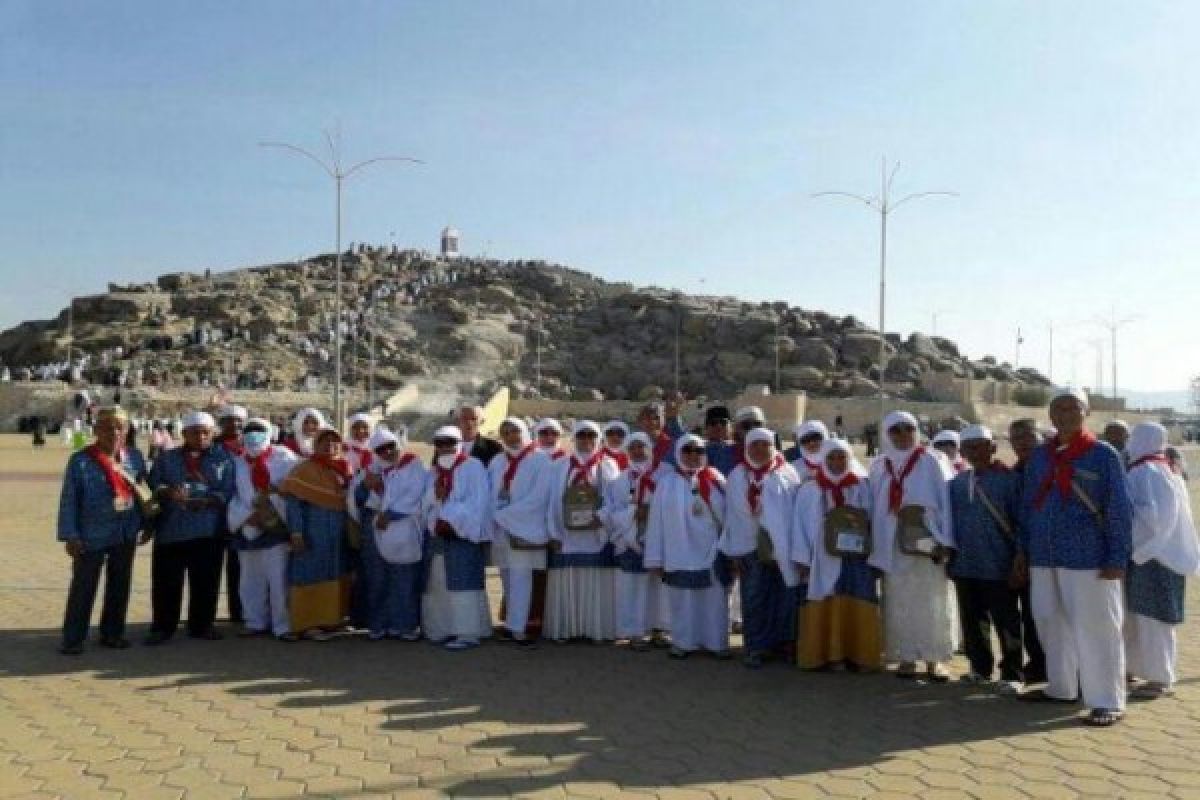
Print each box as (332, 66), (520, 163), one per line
(1, 625), (1078, 796)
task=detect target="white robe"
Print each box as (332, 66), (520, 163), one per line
(227, 446), (300, 542)
(720, 460), (803, 587)
(420, 457), (492, 641)
(645, 467), (729, 652)
(600, 460), (669, 637)
(374, 458), (430, 565)
(792, 476), (873, 602)
(545, 452), (619, 640)
(867, 447), (957, 662)
(489, 446), (553, 570)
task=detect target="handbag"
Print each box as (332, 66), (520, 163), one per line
(823, 505), (871, 559)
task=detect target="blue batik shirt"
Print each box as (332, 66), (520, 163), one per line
(705, 440), (738, 477)
(57, 447), (148, 551)
(1019, 439), (1133, 571)
(948, 465), (1020, 581)
(149, 445), (235, 544)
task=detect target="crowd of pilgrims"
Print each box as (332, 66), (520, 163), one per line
(56, 389), (1198, 727)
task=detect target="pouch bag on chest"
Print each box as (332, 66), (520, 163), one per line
(897, 505), (936, 558)
(563, 482), (601, 532)
(824, 505), (871, 559)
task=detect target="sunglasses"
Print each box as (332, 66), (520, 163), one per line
(800, 434), (824, 445)
(681, 445), (706, 455)
(576, 432), (599, 439)
(889, 425), (916, 434)
(432, 438), (459, 448)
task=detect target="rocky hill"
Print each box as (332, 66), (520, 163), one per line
(0, 245), (1050, 406)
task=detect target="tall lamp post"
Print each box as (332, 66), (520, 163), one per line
(1092, 306), (1139, 419)
(815, 159), (956, 418)
(260, 134), (422, 424)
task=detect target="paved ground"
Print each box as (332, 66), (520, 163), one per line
(3, 435), (1200, 799)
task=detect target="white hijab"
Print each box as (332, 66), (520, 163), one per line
(290, 407), (327, 456)
(795, 438), (871, 600)
(1127, 422), (1200, 576)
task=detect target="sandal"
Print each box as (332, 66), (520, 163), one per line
(1131, 682), (1172, 700)
(896, 662), (919, 680)
(1082, 708), (1124, 727)
(1020, 688), (1078, 704)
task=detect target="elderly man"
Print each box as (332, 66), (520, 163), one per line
(1102, 420), (1131, 467)
(458, 404), (502, 466)
(146, 411), (236, 645)
(638, 402), (676, 468)
(1018, 389), (1133, 726)
(56, 407), (149, 655)
(216, 403), (249, 626)
(703, 406), (738, 477)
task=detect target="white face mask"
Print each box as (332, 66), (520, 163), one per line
(436, 453), (460, 469)
(243, 432), (271, 457)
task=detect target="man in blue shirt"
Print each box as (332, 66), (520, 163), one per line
(1018, 389), (1133, 726)
(56, 407), (149, 654)
(702, 406), (738, 476)
(1008, 418), (1046, 683)
(949, 425), (1023, 694)
(145, 411), (235, 645)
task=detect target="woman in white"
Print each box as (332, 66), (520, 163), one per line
(1124, 421), (1200, 698)
(545, 420), (620, 642)
(792, 438), (882, 672)
(868, 410), (958, 681)
(226, 418), (299, 639)
(789, 420), (829, 483)
(601, 432), (670, 649)
(645, 434), (731, 659)
(357, 428), (427, 640)
(420, 426), (492, 650)
(489, 417), (554, 647)
(286, 407), (326, 457)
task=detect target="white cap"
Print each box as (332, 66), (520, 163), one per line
(182, 411), (216, 430)
(932, 430), (961, 446)
(959, 425), (993, 443)
(735, 406), (766, 423)
(348, 412), (373, 427)
(433, 425), (463, 442)
(368, 428), (398, 451)
(217, 404), (248, 422)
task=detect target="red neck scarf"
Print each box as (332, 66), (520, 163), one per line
(603, 447), (630, 470)
(311, 453), (352, 487)
(801, 455), (821, 474)
(383, 452), (416, 476)
(651, 432), (673, 467)
(1035, 430), (1098, 509)
(885, 447), (926, 513)
(745, 453), (785, 512)
(247, 447), (272, 491)
(435, 452), (469, 499)
(183, 449), (205, 481)
(816, 469), (860, 508)
(635, 468), (657, 506)
(221, 437), (244, 457)
(347, 441), (373, 469)
(86, 444), (132, 503)
(569, 450), (604, 486)
(502, 443), (537, 492)
(679, 466), (720, 506)
(1130, 452), (1169, 470)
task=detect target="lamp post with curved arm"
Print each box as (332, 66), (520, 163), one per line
(260, 136), (422, 424)
(815, 159), (956, 418)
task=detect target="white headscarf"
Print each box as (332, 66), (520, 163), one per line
(880, 410), (920, 462)
(603, 420), (630, 440)
(794, 437), (871, 601)
(793, 420), (829, 445)
(368, 428), (399, 452)
(818, 437), (867, 482)
(1127, 422), (1200, 576)
(627, 432), (653, 465)
(674, 433), (707, 474)
(499, 416), (532, 453)
(572, 420), (601, 454)
(534, 418), (563, 435)
(743, 427), (776, 468)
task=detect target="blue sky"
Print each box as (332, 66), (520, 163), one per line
(1, 1), (1196, 392)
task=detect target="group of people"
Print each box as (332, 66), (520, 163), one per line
(56, 389), (1197, 727)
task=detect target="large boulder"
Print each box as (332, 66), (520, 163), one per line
(787, 338), (837, 370)
(781, 366), (827, 391)
(907, 333), (941, 361)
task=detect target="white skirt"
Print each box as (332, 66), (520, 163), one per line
(668, 582), (729, 653)
(545, 567), (616, 641)
(883, 552), (959, 663)
(615, 570), (670, 638)
(422, 553), (492, 642)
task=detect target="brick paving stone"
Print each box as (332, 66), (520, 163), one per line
(3, 439), (1200, 800)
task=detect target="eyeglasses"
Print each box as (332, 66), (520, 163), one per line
(432, 438), (459, 448)
(681, 445), (705, 454)
(889, 424), (916, 434)
(576, 432), (599, 439)
(800, 435), (824, 445)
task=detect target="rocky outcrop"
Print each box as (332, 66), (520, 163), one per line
(0, 246), (1052, 404)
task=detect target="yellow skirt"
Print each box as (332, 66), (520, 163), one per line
(798, 594), (883, 671)
(289, 576), (351, 633)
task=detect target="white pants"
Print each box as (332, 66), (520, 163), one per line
(1031, 567), (1125, 710)
(238, 544), (290, 636)
(615, 570), (669, 639)
(422, 554), (492, 643)
(500, 567), (535, 638)
(668, 583), (729, 653)
(1124, 612), (1177, 688)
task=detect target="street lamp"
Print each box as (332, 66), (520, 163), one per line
(260, 133), (422, 424)
(815, 158), (956, 418)
(1092, 306), (1140, 419)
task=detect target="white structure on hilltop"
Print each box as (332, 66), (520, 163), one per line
(440, 226), (461, 259)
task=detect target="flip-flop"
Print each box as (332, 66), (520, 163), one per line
(1082, 708), (1124, 727)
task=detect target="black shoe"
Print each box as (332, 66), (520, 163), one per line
(143, 631), (172, 646)
(188, 629), (224, 641)
(59, 643), (84, 655)
(99, 637), (131, 649)
(516, 637), (539, 649)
